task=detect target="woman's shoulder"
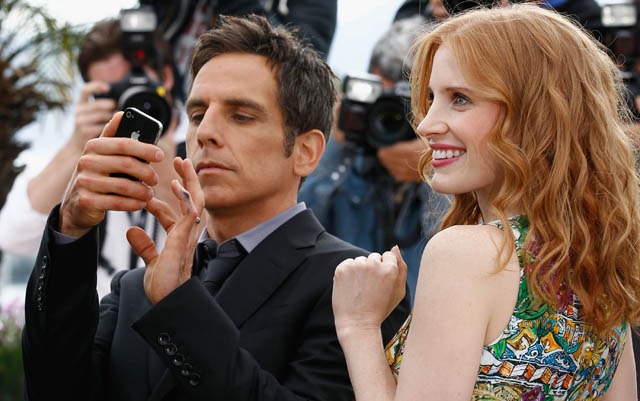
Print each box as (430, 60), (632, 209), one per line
(423, 223), (514, 276)
(427, 223), (506, 256)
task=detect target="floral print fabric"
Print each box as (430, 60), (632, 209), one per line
(384, 215), (628, 400)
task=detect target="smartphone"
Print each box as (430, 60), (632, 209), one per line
(112, 107), (163, 180)
(115, 107), (163, 144)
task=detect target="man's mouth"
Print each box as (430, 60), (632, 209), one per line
(195, 160), (231, 173)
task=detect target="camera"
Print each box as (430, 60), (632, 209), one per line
(95, 6), (172, 133)
(338, 74), (415, 153)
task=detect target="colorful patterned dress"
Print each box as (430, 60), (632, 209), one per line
(384, 215), (628, 401)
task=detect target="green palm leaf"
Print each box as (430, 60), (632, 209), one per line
(0, 0), (83, 209)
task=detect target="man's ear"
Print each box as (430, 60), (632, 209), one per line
(292, 129), (326, 178)
(162, 65), (174, 92)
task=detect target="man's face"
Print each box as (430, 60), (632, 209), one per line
(86, 52), (169, 89)
(86, 53), (131, 83)
(185, 53), (299, 224)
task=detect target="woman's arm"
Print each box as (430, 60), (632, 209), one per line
(394, 225), (516, 401)
(333, 248), (407, 401)
(333, 224), (520, 401)
(602, 325), (638, 401)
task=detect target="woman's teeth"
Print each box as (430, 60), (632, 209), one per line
(432, 149), (465, 160)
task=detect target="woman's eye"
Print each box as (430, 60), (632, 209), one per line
(453, 93), (470, 106)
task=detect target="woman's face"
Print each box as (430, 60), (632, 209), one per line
(416, 45), (501, 207)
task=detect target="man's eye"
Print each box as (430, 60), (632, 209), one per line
(233, 114), (254, 123)
(189, 113), (204, 124)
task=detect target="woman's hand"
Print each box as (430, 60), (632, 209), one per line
(332, 246), (407, 339)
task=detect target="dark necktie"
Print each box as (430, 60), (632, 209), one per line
(199, 238), (246, 296)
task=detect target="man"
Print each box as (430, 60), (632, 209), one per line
(0, 19), (183, 298)
(22, 14), (410, 400)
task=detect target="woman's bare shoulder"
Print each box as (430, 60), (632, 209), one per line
(423, 224), (509, 276)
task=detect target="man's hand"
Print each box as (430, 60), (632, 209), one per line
(151, 125), (181, 214)
(59, 111), (165, 238)
(376, 138), (424, 182)
(128, 157), (205, 304)
(26, 82), (119, 215)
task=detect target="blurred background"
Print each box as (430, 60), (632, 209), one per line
(0, 0), (634, 326)
(0, 0), (637, 398)
(12, 0), (406, 171)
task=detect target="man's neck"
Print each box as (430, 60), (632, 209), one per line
(205, 201), (300, 243)
(206, 203), (306, 253)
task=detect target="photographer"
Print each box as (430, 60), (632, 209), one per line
(299, 15), (449, 303)
(0, 17), (184, 299)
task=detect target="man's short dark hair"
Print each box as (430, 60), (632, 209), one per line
(77, 18), (172, 82)
(190, 14), (337, 156)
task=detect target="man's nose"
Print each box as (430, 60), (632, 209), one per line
(195, 109), (223, 147)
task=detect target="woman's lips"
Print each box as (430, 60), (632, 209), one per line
(430, 147), (465, 168)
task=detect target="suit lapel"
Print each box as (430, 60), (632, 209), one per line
(215, 210), (324, 327)
(146, 210), (325, 399)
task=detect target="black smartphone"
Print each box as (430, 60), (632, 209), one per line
(114, 106), (163, 144)
(112, 107), (163, 180)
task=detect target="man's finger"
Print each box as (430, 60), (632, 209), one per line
(100, 111), (123, 138)
(174, 158), (205, 212)
(146, 197), (178, 232)
(127, 226), (158, 267)
(170, 179), (197, 219)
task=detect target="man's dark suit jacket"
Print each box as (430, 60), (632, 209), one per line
(22, 206), (410, 400)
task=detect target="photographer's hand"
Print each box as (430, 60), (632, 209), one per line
(377, 138), (423, 182)
(59, 111), (164, 238)
(26, 81), (118, 216)
(128, 157), (205, 304)
(70, 81), (117, 152)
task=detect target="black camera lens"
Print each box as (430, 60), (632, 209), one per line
(125, 110), (133, 118)
(121, 89), (171, 131)
(96, 72), (172, 134)
(367, 97), (414, 149)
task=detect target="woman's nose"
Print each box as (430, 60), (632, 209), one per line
(416, 108), (447, 139)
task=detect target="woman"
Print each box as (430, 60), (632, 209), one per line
(332, 4), (640, 400)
